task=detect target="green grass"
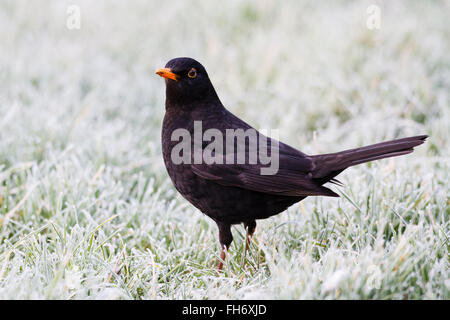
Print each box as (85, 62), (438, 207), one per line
(0, 0), (448, 299)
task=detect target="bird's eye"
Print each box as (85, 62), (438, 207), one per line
(187, 68), (197, 79)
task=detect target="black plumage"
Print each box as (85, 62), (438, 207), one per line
(156, 57), (427, 269)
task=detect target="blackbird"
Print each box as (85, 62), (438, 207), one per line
(156, 57), (427, 270)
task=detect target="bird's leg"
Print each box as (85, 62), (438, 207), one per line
(218, 247), (228, 271)
(217, 223), (233, 271)
(244, 220), (256, 253)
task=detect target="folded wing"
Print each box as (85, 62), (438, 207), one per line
(191, 141), (339, 197)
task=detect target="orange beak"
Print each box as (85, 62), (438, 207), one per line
(155, 68), (179, 81)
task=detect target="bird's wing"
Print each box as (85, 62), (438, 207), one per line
(191, 141), (338, 197)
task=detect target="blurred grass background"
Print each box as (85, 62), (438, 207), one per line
(0, 0), (448, 299)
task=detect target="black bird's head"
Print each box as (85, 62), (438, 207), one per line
(156, 57), (219, 108)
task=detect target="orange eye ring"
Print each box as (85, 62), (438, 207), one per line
(187, 68), (197, 79)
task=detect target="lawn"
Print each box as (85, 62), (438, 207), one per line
(0, 0), (448, 299)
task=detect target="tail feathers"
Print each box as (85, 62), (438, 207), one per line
(311, 135), (427, 179)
